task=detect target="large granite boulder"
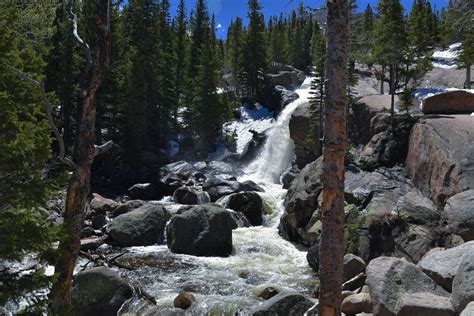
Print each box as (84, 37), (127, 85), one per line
(173, 186), (210, 205)
(202, 178), (241, 202)
(445, 190), (474, 241)
(418, 241), (474, 291)
(252, 291), (314, 316)
(220, 192), (264, 226)
(452, 253), (474, 313)
(90, 193), (116, 214)
(166, 205), (235, 257)
(366, 257), (454, 316)
(107, 204), (170, 246)
(406, 115), (474, 207)
(289, 102), (321, 168)
(71, 267), (133, 316)
(279, 158), (323, 244)
(422, 90), (474, 114)
(263, 84), (300, 113)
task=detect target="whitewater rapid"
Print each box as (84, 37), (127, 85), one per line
(119, 78), (315, 315)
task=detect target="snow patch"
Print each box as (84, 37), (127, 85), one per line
(432, 43), (462, 60)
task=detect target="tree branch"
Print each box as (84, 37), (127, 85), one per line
(7, 66), (78, 170)
(94, 140), (114, 157)
(68, 0), (92, 96)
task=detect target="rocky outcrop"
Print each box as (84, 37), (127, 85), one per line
(366, 257), (454, 316)
(220, 192), (264, 226)
(202, 178), (241, 202)
(405, 115), (474, 206)
(281, 159), (443, 262)
(71, 267), (133, 316)
(279, 158), (323, 244)
(418, 242), (474, 291)
(289, 102), (321, 168)
(252, 291), (314, 316)
(265, 64), (305, 91)
(263, 85), (300, 113)
(444, 190), (474, 241)
(452, 253), (474, 313)
(166, 205), (235, 257)
(173, 186), (210, 205)
(422, 90), (474, 114)
(90, 193), (116, 214)
(107, 204), (170, 246)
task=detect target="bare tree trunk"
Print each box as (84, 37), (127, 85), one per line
(465, 64), (471, 89)
(318, 0), (348, 315)
(380, 65), (385, 94)
(50, 0), (111, 313)
(390, 63), (395, 118)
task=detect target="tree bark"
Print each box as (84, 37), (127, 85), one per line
(318, 0), (348, 315)
(50, 0), (111, 313)
(390, 63), (395, 118)
(380, 65), (385, 94)
(465, 64), (471, 89)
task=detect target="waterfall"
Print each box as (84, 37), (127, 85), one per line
(244, 77), (313, 183)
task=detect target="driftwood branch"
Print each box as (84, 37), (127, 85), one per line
(68, 0), (92, 96)
(7, 66), (77, 170)
(94, 140), (114, 157)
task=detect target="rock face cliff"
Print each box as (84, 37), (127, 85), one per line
(405, 115), (474, 207)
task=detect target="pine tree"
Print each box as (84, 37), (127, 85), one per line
(174, 0), (189, 129)
(240, 0), (269, 103)
(226, 17), (244, 94)
(0, 7), (57, 308)
(372, 0), (407, 117)
(458, 27), (474, 89)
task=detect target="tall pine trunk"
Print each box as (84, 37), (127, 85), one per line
(466, 64), (471, 89)
(318, 0), (348, 315)
(380, 65), (385, 94)
(50, 0), (111, 312)
(390, 63), (395, 118)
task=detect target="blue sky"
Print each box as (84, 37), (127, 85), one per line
(167, 0), (449, 38)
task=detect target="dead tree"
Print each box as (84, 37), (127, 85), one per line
(49, 0), (111, 312)
(318, 0), (349, 315)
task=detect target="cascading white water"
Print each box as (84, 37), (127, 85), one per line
(118, 78), (315, 315)
(244, 77), (313, 183)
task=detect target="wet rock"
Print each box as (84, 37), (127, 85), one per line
(405, 115), (474, 207)
(202, 178), (240, 202)
(81, 226), (96, 238)
(174, 292), (195, 310)
(160, 161), (197, 178)
(228, 210), (251, 228)
(173, 186), (210, 205)
(341, 293), (372, 315)
(445, 190), (474, 241)
(107, 204), (170, 246)
(422, 90), (474, 114)
(127, 183), (162, 201)
(239, 180), (264, 193)
(281, 165), (299, 189)
(418, 242), (474, 291)
(238, 131), (267, 164)
(289, 102), (321, 169)
(206, 161), (235, 176)
(252, 291), (314, 316)
(279, 158), (323, 244)
(452, 253), (474, 313)
(258, 287), (280, 300)
(71, 267), (133, 316)
(343, 254), (366, 282)
(306, 244), (320, 271)
(461, 302), (474, 316)
(112, 200), (146, 217)
(166, 205), (235, 257)
(263, 83), (300, 114)
(366, 257), (452, 316)
(222, 192), (264, 226)
(90, 193), (116, 214)
(92, 214), (107, 229)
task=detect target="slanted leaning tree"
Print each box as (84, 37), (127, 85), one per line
(318, 0), (349, 315)
(49, 0), (112, 312)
